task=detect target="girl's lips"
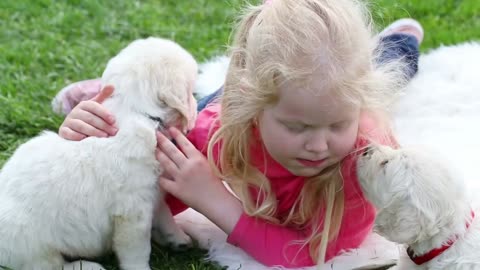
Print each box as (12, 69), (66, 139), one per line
(297, 158), (326, 167)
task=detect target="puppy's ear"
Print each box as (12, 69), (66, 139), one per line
(142, 59), (196, 132)
(159, 79), (193, 131)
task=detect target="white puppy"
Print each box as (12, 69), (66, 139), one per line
(0, 37), (197, 270)
(357, 144), (480, 270)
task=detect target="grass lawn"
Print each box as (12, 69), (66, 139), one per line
(0, 0), (479, 269)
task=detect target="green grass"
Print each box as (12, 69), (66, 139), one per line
(0, 0), (479, 269)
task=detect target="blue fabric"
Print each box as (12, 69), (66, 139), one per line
(196, 85), (223, 111)
(377, 33), (420, 79)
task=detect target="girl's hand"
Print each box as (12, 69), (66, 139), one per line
(59, 85), (118, 141)
(156, 127), (243, 233)
(156, 127), (223, 208)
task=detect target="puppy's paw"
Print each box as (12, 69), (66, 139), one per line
(152, 228), (193, 250)
(170, 230), (193, 250)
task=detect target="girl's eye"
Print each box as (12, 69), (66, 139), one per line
(330, 121), (349, 131)
(285, 123), (307, 133)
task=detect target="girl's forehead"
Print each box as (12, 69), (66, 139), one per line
(273, 86), (359, 122)
(277, 80), (344, 109)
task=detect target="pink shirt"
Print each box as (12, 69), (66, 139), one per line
(166, 103), (393, 267)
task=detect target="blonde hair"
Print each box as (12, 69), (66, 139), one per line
(208, 0), (407, 264)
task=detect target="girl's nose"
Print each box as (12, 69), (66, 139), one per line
(305, 133), (328, 153)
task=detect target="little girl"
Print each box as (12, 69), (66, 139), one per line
(58, 0), (423, 267)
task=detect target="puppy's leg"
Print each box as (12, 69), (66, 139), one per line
(151, 200), (192, 249)
(112, 211), (152, 270)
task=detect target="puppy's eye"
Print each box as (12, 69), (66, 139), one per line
(380, 160), (389, 166)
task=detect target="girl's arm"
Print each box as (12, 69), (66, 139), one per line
(156, 127), (316, 267)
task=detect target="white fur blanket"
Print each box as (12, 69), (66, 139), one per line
(174, 42), (480, 270)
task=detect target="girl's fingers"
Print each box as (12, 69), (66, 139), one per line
(92, 85), (114, 104)
(58, 126), (87, 141)
(75, 109), (117, 136)
(156, 132), (187, 166)
(78, 101), (116, 126)
(156, 150), (180, 177)
(168, 127), (197, 157)
(158, 176), (178, 195)
(66, 118), (109, 138)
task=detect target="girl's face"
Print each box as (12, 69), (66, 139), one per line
(258, 80), (361, 177)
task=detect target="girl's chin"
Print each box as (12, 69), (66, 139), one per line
(287, 165), (325, 177)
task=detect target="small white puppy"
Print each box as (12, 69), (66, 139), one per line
(0, 37), (197, 270)
(357, 144), (480, 270)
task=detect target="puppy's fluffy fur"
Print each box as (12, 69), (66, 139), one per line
(357, 145), (480, 270)
(0, 37), (197, 270)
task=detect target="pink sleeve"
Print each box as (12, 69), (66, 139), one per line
(227, 214), (315, 267)
(186, 104), (221, 153)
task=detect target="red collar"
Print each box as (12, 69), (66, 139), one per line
(407, 211), (475, 265)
